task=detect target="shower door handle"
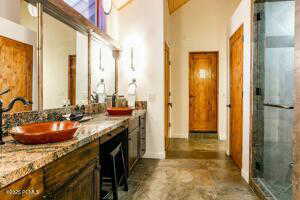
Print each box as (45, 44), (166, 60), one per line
(263, 103), (294, 110)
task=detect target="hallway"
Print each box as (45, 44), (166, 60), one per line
(119, 136), (258, 200)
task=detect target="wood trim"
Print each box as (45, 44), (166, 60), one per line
(164, 42), (170, 150)
(37, 2), (43, 111)
(188, 51), (219, 135)
(168, 0), (191, 14)
(88, 31), (92, 104)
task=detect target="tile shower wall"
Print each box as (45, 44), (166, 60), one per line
(252, 1), (295, 200)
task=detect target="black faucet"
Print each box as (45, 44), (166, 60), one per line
(0, 89), (32, 145)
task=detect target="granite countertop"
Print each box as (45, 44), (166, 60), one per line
(0, 110), (146, 189)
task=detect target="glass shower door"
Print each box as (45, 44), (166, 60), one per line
(253, 0), (295, 199)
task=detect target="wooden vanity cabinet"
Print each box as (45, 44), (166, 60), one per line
(43, 140), (100, 200)
(0, 140), (100, 200)
(128, 113), (147, 171)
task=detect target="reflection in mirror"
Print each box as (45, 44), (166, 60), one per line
(42, 12), (89, 109)
(91, 38), (115, 103)
(0, 1), (38, 112)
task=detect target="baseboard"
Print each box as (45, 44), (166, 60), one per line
(241, 168), (249, 183)
(143, 151), (166, 159)
(171, 133), (188, 139)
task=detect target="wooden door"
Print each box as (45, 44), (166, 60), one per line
(229, 25), (244, 169)
(68, 55), (76, 105)
(0, 35), (33, 112)
(164, 43), (171, 150)
(189, 52), (218, 132)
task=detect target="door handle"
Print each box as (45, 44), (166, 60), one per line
(227, 104), (231, 108)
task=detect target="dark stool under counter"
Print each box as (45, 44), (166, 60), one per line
(100, 143), (128, 200)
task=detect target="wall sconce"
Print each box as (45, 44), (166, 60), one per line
(99, 48), (104, 72)
(130, 47), (135, 71)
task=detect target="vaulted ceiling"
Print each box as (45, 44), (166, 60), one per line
(167, 0), (191, 14)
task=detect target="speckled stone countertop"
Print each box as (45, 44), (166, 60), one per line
(0, 110), (146, 189)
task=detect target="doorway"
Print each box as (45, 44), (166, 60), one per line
(229, 25), (244, 169)
(189, 52), (218, 133)
(164, 43), (171, 150)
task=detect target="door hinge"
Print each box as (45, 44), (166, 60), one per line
(255, 161), (262, 171)
(256, 88), (262, 96)
(256, 12), (262, 21)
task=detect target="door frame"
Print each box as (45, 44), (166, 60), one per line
(164, 42), (171, 150)
(229, 24), (244, 169)
(188, 51), (219, 134)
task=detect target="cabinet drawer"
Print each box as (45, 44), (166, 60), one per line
(128, 117), (139, 132)
(44, 140), (99, 192)
(0, 170), (44, 200)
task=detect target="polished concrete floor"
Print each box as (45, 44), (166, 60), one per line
(119, 135), (259, 200)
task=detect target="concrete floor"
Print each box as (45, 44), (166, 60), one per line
(119, 136), (259, 200)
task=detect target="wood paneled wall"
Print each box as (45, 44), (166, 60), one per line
(0, 35), (33, 113)
(294, 0), (300, 199)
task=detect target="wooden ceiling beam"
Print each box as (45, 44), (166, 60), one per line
(168, 0), (191, 14)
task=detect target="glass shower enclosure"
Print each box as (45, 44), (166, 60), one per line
(252, 0), (295, 199)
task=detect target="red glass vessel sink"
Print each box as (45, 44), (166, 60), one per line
(107, 107), (134, 116)
(10, 121), (80, 145)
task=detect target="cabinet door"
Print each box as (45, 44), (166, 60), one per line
(128, 133), (134, 170)
(132, 129), (139, 164)
(128, 129), (139, 171)
(139, 114), (146, 157)
(0, 170), (44, 200)
(45, 160), (100, 200)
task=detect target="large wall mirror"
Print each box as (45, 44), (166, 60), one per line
(0, 0), (117, 113)
(91, 37), (115, 100)
(0, 0), (39, 112)
(42, 12), (88, 109)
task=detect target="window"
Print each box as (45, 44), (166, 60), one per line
(64, 0), (106, 31)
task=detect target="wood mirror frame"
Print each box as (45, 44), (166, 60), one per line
(23, 0), (119, 111)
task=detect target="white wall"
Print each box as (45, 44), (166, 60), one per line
(76, 32), (89, 104)
(109, 0), (165, 159)
(168, 0), (240, 139)
(0, 0), (20, 24)
(0, 16), (38, 110)
(42, 13), (77, 109)
(228, 0), (251, 183)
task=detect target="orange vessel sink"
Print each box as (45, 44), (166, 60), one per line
(10, 121), (80, 145)
(107, 107), (134, 116)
